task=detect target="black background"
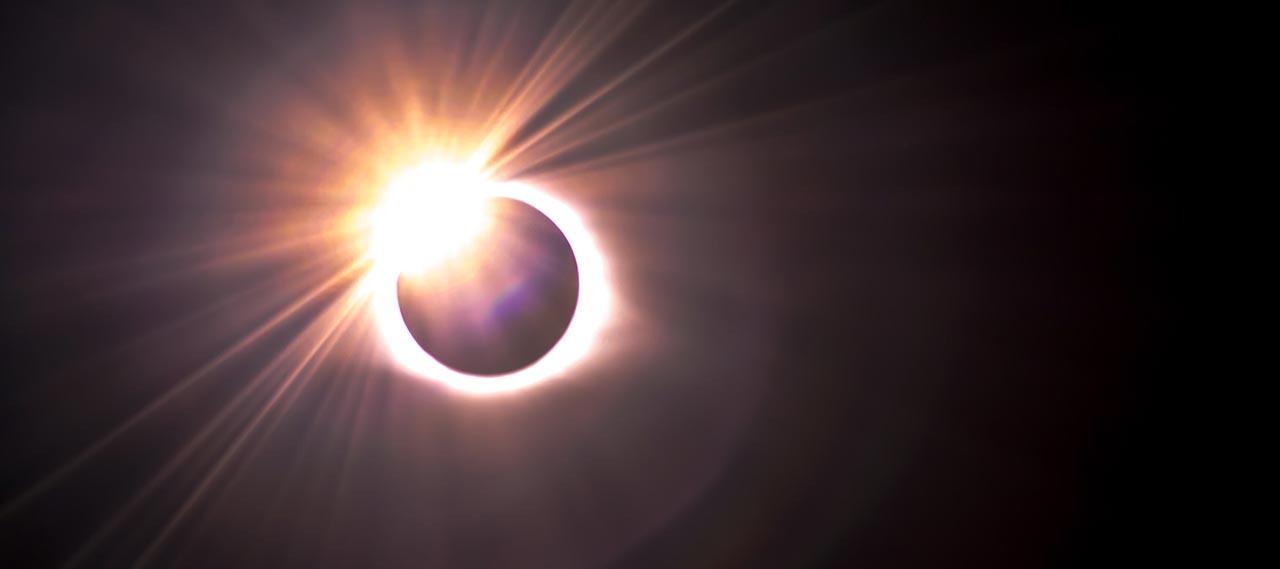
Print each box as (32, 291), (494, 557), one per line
(2, 1), (1179, 567)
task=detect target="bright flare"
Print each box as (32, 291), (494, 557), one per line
(368, 163), (492, 274)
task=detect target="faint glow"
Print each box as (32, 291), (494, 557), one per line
(368, 163), (492, 274)
(367, 162), (610, 395)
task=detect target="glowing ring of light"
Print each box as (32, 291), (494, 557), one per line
(369, 179), (609, 395)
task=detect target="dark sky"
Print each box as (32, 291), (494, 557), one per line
(2, 1), (1178, 567)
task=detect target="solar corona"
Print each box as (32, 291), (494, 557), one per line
(365, 163), (610, 395)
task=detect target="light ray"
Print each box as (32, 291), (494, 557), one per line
(485, 0), (739, 174)
(62, 284), (366, 569)
(128, 290), (366, 569)
(0, 259), (364, 521)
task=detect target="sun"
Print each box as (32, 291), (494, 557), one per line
(367, 163), (494, 275)
(364, 161), (611, 395)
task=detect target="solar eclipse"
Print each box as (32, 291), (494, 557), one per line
(366, 163), (610, 395)
(0, 1), (1165, 566)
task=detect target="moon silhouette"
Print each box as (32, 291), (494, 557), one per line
(396, 197), (579, 376)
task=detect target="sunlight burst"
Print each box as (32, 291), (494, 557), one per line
(367, 163), (494, 275)
(365, 163), (610, 395)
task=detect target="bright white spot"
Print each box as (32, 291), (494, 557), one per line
(369, 163), (492, 274)
(367, 163), (610, 395)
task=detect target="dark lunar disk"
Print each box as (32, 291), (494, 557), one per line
(396, 197), (579, 376)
